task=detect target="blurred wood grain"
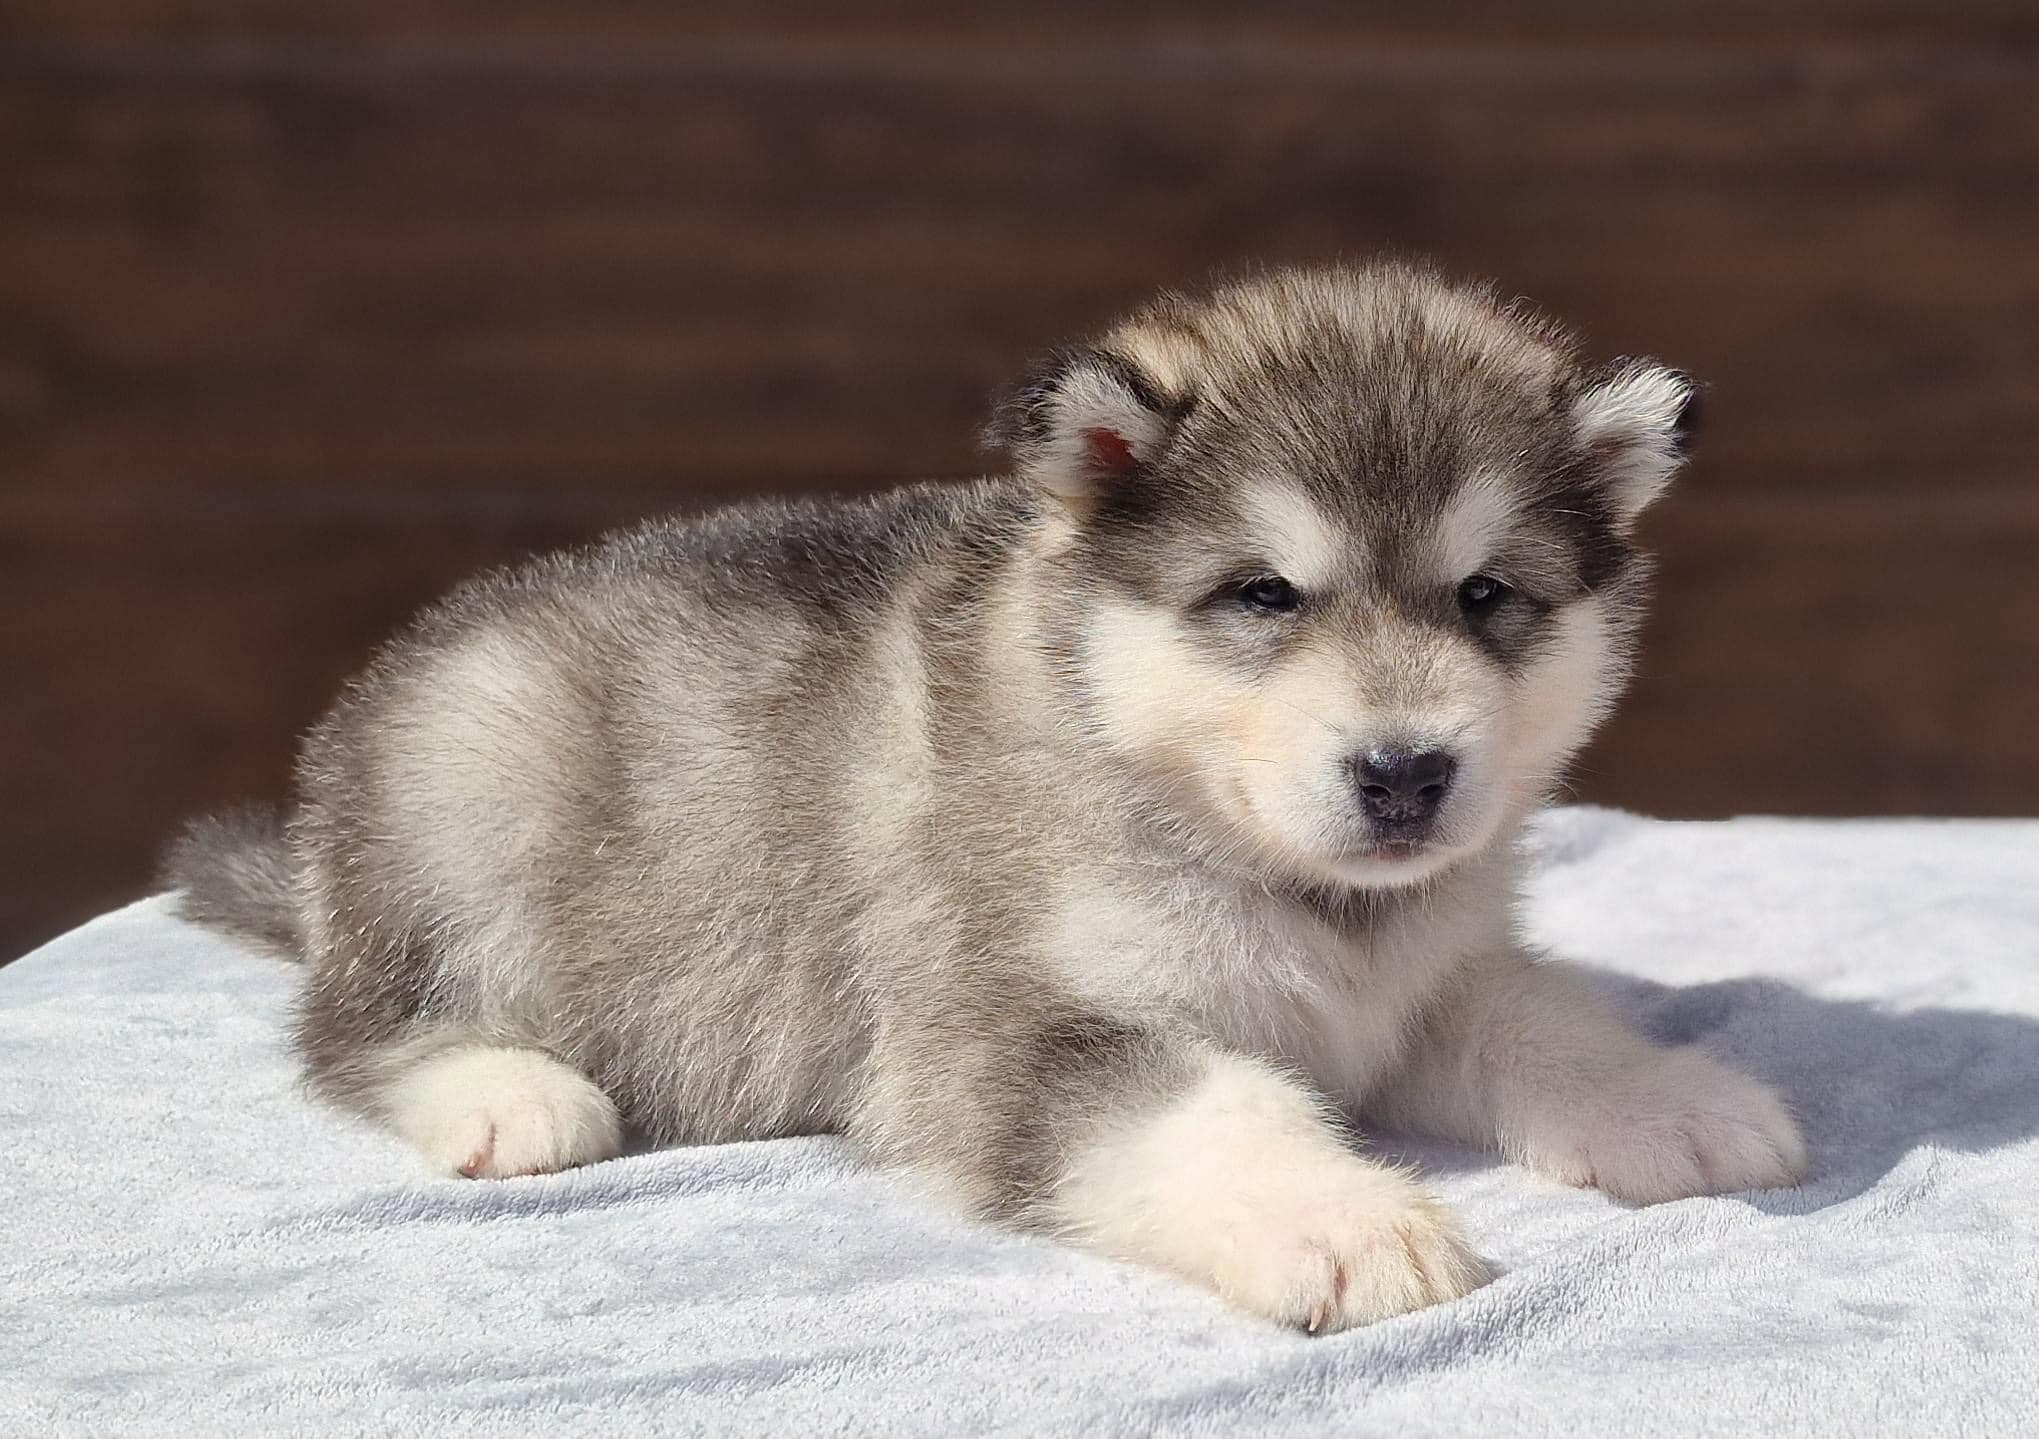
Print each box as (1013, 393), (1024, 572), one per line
(4, 5), (2036, 955)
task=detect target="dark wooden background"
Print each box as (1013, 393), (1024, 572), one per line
(6, 4), (2038, 959)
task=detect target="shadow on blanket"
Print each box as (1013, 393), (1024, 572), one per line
(1369, 968), (2039, 1218)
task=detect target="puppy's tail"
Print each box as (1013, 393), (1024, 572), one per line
(160, 806), (304, 960)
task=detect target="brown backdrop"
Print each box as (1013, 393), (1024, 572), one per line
(6, 4), (2038, 958)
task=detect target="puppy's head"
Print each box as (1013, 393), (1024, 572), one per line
(992, 264), (1695, 890)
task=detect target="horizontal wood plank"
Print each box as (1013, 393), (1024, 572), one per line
(11, 4), (2039, 45)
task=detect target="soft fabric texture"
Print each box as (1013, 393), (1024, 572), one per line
(4, 809), (2035, 1435)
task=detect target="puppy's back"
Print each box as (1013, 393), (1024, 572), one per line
(201, 479), (1035, 1136)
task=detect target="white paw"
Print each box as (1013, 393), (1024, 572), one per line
(384, 1046), (624, 1179)
(1053, 1057), (1488, 1332)
(1518, 1047), (1806, 1204)
(1201, 1161), (1490, 1333)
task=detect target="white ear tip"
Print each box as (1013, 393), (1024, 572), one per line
(1576, 363), (1693, 444)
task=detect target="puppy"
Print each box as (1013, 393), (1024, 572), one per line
(167, 262), (1805, 1332)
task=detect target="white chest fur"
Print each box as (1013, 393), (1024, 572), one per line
(1049, 848), (1516, 1107)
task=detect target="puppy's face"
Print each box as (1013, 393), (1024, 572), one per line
(1000, 266), (1695, 890)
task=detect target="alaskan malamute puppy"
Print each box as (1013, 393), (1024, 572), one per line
(167, 263), (1805, 1332)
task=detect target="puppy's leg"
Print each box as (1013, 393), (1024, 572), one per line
(292, 924), (622, 1178)
(1372, 953), (1806, 1203)
(1057, 1052), (1490, 1330)
(862, 1023), (1486, 1332)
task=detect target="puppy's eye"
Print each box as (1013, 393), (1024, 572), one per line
(1456, 574), (1511, 615)
(1236, 575), (1302, 613)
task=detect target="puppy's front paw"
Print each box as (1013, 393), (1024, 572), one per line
(1519, 1048), (1806, 1204)
(1205, 1163), (1490, 1333)
(1054, 1060), (1489, 1332)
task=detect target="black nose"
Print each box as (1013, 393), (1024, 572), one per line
(1352, 749), (1456, 828)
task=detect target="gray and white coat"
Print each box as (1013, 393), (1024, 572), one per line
(168, 262), (1804, 1332)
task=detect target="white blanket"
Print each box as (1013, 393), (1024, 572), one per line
(5, 809), (2037, 1435)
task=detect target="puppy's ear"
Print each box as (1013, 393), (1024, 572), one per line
(1571, 360), (1701, 525)
(986, 346), (1190, 503)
